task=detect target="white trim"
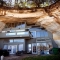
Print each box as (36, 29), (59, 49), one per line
(32, 43), (37, 54)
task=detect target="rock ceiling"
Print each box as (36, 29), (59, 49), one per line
(0, 0), (60, 40)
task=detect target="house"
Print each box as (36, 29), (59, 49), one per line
(0, 23), (53, 55)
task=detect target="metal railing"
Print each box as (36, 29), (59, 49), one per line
(0, 31), (32, 38)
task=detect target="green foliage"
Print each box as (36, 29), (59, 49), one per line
(52, 48), (59, 55)
(18, 1), (37, 8)
(40, 2), (49, 7)
(23, 55), (60, 60)
(18, 2), (26, 8)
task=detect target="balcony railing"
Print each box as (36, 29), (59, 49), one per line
(0, 31), (31, 38)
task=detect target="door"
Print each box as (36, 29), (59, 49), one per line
(8, 45), (17, 54)
(32, 43), (37, 54)
(37, 43), (41, 55)
(40, 43), (47, 54)
(37, 42), (49, 55)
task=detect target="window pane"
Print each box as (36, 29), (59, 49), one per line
(19, 44), (23, 51)
(36, 31), (40, 37)
(6, 33), (16, 36)
(3, 45), (8, 49)
(45, 31), (48, 37)
(14, 39), (24, 42)
(17, 32), (28, 35)
(28, 44), (31, 52)
(9, 39), (14, 43)
(40, 31), (44, 37)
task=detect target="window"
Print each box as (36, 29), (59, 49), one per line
(14, 39), (24, 43)
(9, 39), (24, 43)
(6, 33), (16, 36)
(3, 45), (8, 49)
(40, 31), (44, 37)
(17, 32), (29, 36)
(36, 30), (48, 38)
(17, 32), (25, 35)
(19, 44), (23, 51)
(9, 39), (14, 43)
(28, 44), (31, 52)
(44, 31), (48, 37)
(36, 31), (40, 37)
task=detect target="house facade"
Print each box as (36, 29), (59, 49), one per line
(0, 23), (54, 55)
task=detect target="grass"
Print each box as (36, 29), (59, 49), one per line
(22, 55), (60, 60)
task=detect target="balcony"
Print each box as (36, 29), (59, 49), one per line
(0, 31), (31, 38)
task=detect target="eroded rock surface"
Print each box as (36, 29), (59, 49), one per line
(0, 1), (60, 41)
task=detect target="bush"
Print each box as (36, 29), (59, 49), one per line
(52, 48), (59, 55)
(23, 55), (60, 60)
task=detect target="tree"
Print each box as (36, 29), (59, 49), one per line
(0, 0), (6, 7)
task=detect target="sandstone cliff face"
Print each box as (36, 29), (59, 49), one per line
(37, 1), (60, 34)
(0, 0), (60, 47)
(36, 1), (60, 47)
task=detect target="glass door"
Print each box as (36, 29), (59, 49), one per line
(40, 43), (47, 54)
(8, 45), (17, 54)
(37, 42), (50, 55)
(37, 43), (41, 55)
(32, 43), (37, 54)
